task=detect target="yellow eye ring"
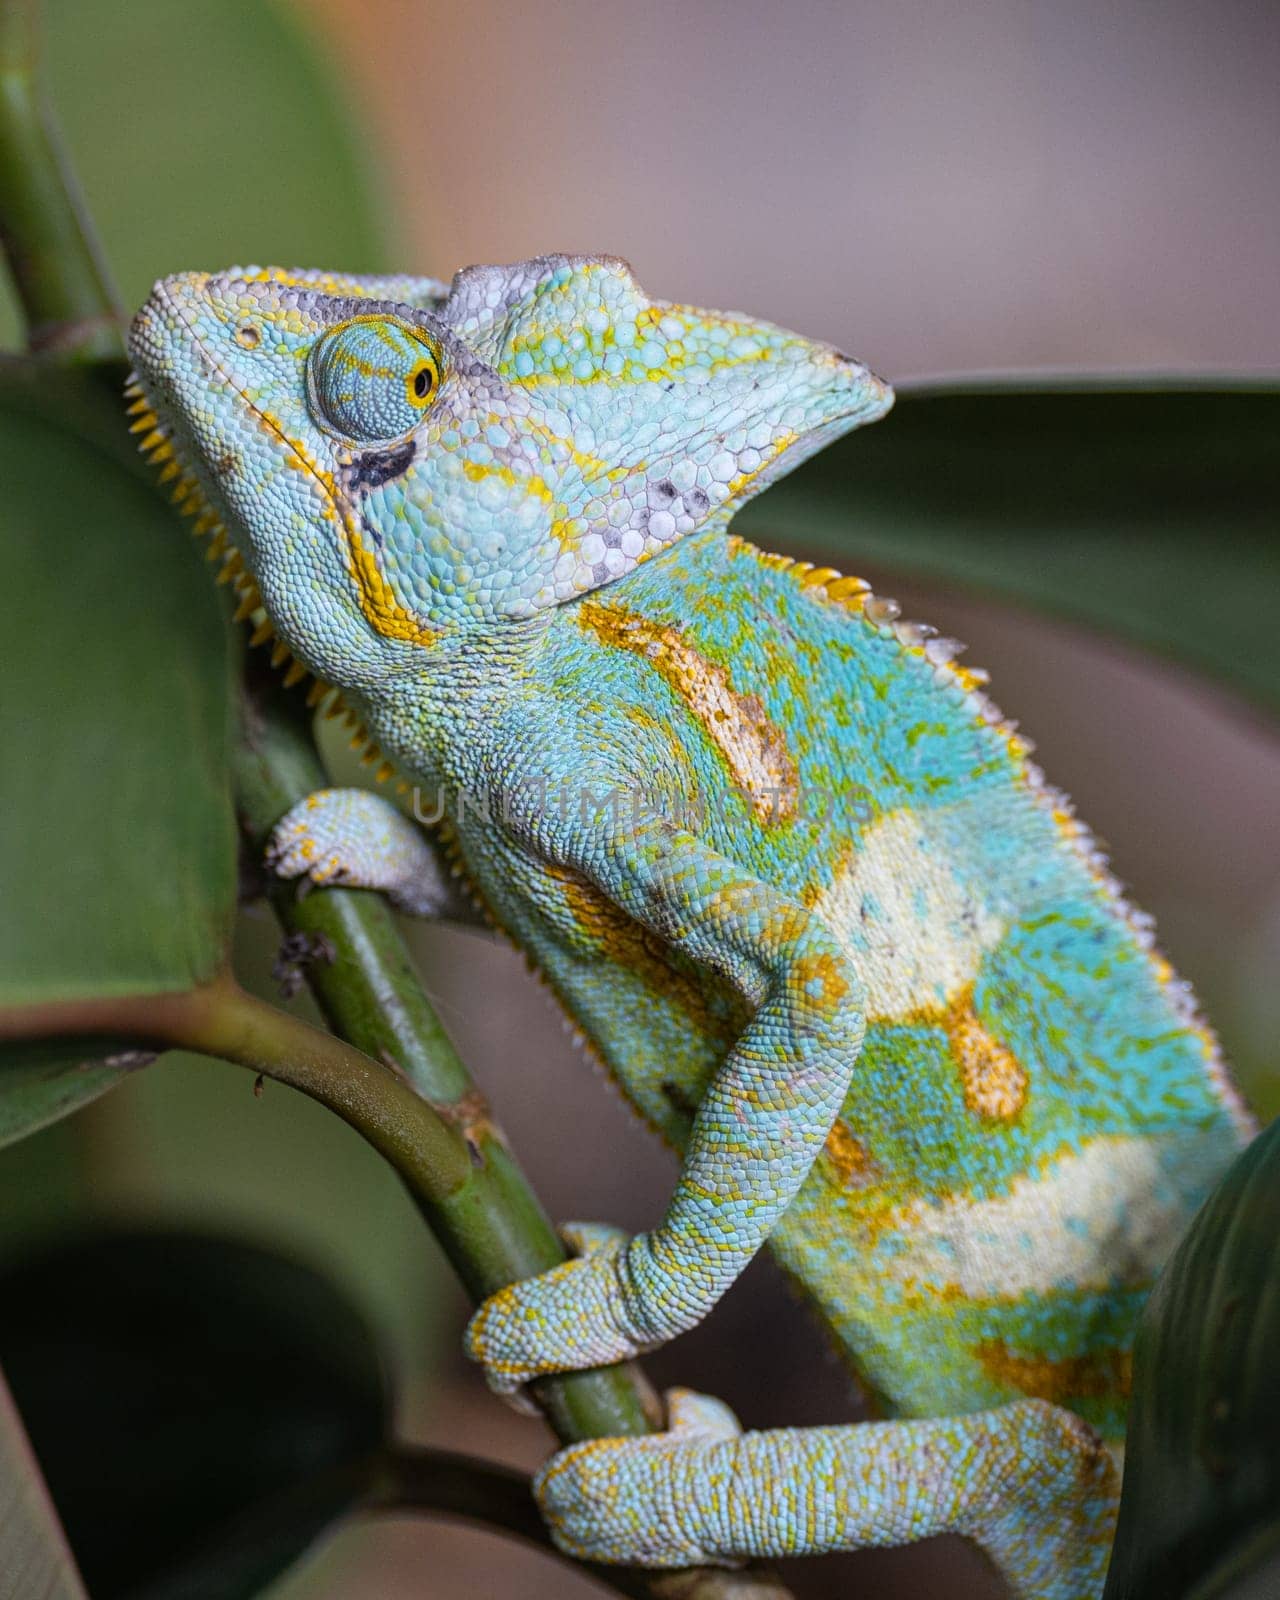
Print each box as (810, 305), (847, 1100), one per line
(406, 356), (439, 408)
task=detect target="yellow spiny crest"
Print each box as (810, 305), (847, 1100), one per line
(825, 575), (871, 601)
(127, 377), (325, 714)
(797, 566), (842, 590)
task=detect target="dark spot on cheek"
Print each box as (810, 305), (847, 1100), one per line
(654, 479), (676, 500)
(214, 450), (239, 478)
(688, 488), (711, 514)
(344, 438), (417, 493)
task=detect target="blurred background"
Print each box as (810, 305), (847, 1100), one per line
(1, 2), (1277, 1596)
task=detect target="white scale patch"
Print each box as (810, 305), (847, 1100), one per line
(883, 1135), (1188, 1299)
(810, 810), (1004, 1020)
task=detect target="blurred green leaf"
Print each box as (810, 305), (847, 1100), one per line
(0, 0), (390, 352)
(742, 381), (1280, 714)
(1104, 1116), (1280, 1599)
(0, 372), (235, 1138)
(0, 1364), (88, 1600)
(0, 1038), (149, 1148)
(0, 1228), (389, 1600)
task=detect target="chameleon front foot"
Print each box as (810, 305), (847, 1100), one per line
(464, 1221), (654, 1397)
(266, 787), (460, 918)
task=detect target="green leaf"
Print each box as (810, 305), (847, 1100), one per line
(741, 381), (1280, 714)
(1104, 1116), (1280, 1599)
(0, 1364), (88, 1600)
(0, 1038), (150, 1148)
(0, 1229), (389, 1600)
(0, 372), (236, 1137)
(0, 0), (390, 353)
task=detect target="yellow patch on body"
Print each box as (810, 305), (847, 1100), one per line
(578, 602), (800, 822)
(793, 949), (852, 1015)
(821, 1120), (880, 1190)
(945, 986), (1028, 1121)
(976, 1338), (1132, 1404)
(549, 863), (731, 1044)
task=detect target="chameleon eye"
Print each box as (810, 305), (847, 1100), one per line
(308, 315), (443, 442)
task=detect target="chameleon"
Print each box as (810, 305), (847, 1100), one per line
(126, 254), (1252, 1597)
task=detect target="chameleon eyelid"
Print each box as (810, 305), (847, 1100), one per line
(306, 313), (445, 443)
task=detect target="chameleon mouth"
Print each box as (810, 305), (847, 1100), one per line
(123, 370), (401, 786)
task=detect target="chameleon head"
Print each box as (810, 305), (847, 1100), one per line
(128, 255), (891, 684)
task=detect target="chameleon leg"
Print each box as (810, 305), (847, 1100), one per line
(465, 825), (865, 1392)
(535, 1387), (1119, 1599)
(266, 787), (478, 921)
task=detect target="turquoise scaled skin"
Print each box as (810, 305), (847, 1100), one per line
(126, 255), (1251, 1598)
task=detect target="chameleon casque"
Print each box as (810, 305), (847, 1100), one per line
(127, 255), (1252, 1598)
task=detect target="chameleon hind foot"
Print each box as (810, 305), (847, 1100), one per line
(266, 787), (470, 919)
(534, 1390), (1119, 1599)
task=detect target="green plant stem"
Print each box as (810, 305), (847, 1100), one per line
(0, 973), (473, 1207)
(234, 659), (665, 1448)
(0, 0), (122, 359)
(176, 974), (476, 1205)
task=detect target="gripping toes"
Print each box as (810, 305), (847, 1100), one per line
(534, 1388), (743, 1566)
(266, 789), (357, 888)
(464, 1221), (644, 1397)
(266, 788), (451, 915)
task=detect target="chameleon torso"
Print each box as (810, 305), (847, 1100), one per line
(367, 524), (1243, 1441)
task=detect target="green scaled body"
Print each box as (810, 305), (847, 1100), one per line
(127, 255), (1250, 1598)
